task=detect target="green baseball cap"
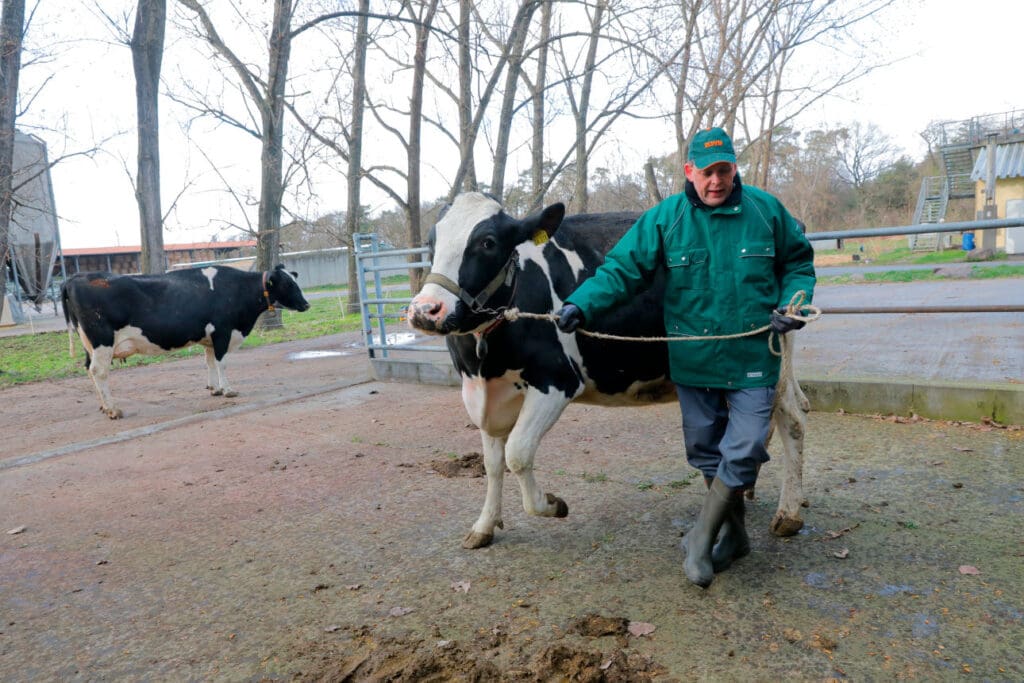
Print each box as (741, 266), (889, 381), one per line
(688, 127), (737, 169)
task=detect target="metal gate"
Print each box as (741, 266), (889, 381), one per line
(353, 234), (459, 385)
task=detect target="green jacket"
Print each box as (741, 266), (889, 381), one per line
(567, 182), (815, 389)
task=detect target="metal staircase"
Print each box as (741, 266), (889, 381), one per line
(910, 144), (976, 250)
(940, 144), (976, 198)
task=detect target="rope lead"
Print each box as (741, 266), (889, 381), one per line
(501, 290), (821, 356)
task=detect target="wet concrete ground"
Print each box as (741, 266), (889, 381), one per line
(1, 334), (1022, 680)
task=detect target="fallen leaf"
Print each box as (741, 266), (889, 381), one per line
(822, 523), (860, 541)
(325, 624), (340, 633)
(6, 526), (26, 535)
(451, 580), (471, 593)
(346, 584), (361, 590)
(628, 621), (656, 637)
(832, 548), (850, 559)
(958, 565), (981, 575)
(600, 659), (613, 670)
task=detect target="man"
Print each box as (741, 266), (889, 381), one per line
(556, 127), (815, 588)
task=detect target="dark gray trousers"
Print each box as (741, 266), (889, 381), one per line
(675, 385), (775, 490)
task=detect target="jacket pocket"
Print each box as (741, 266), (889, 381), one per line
(737, 240), (776, 295)
(665, 247), (709, 290)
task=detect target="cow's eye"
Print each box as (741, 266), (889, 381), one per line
(480, 237), (496, 250)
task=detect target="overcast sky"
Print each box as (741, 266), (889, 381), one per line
(21, 0), (1024, 250)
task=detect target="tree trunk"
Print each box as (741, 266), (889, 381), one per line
(406, 0), (438, 295)
(131, 0), (166, 274)
(528, 0), (551, 213)
(456, 0), (476, 193)
(343, 0), (369, 314)
(256, 0), (293, 329)
(489, 1), (536, 202)
(571, 0), (605, 213)
(0, 0), (25, 314)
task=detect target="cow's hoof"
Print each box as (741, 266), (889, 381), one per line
(462, 531), (493, 549)
(546, 493), (569, 518)
(223, 390), (238, 398)
(105, 408), (123, 420)
(210, 388), (224, 396)
(769, 511), (803, 537)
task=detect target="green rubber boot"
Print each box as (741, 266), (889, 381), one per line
(712, 493), (750, 572)
(702, 478), (751, 573)
(682, 478), (735, 588)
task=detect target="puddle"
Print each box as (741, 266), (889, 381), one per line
(371, 332), (417, 346)
(286, 350), (350, 360)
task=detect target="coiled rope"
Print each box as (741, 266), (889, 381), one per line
(501, 290), (821, 357)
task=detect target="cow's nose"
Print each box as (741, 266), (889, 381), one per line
(407, 299), (445, 331)
(410, 299), (442, 319)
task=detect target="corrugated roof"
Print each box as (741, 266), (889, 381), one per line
(63, 241), (256, 257)
(971, 142), (1024, 181)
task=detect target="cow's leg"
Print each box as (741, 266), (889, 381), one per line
(207, 332), (242, 398)
(87, 345), (122, 419)
(769, 337), (808, 536)
(204, 347), (223, 395)
(463, 433), (507, 549)
(505, 389), (572, 520)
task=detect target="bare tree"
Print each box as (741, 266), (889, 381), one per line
(340, 0), (369, 313)
(0, 0), (25, 313)
(526, 0), (551, 211)
(549, 1), (682, 212)
(487, 1), (539, 200)
(405, 0), (440, 293)
(131, 0), (165, 274)
(178, 0), (296, 328)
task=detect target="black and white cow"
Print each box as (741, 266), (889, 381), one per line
(408, 192), (808, 549)
(62, 264), (310, 419)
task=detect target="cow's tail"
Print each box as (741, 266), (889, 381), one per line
(61, 282), (76, 358)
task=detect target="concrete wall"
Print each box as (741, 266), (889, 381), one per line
(281, 247), (412, 288)
(171, 246), (414, 289)
(973, 176), (1024, 249)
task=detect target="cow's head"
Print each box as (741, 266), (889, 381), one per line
(266, 264), (310, 312)
(408, 192), (565, 335)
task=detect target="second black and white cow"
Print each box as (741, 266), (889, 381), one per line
(408, 192), (808, 549)
(62, 264), (310, 419)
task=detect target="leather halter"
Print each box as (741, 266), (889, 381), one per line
(261, 271), (275, 312)
(423, 252), (519, 316)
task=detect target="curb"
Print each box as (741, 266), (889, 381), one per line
(799, 376), (1024, 426)
(369, 359), (1024, 426)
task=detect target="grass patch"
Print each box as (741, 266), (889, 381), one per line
(0, 291), (413, 389)
(970, 264), (1024, 279)
(817, 263), (1024, 285)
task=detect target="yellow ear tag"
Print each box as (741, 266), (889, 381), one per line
(532, 231), (548, 245)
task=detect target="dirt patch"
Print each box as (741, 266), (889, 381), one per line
(2, 332), (1023, 681)
(430, 452), (486, 478)
(295, 623), (665, 682)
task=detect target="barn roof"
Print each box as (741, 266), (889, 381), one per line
(62, 241), (256, 257)
(971, 142), (1024, 181)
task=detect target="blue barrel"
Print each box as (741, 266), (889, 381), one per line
(962, 232), (975, 251)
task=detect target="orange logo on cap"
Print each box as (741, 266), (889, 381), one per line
(704, 140), (723, 148)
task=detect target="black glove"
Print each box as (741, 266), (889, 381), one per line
(770, 308), (805, 334)
(555, 304), (585, 333)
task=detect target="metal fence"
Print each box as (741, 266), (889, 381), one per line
(352, 216), (1024, 380)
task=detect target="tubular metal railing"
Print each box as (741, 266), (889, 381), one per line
(354, 216), (1024, 360)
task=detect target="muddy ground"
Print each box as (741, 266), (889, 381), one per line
(1, 332), (1022, 681)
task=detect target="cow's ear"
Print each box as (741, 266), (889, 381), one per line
(290, 271), (299, 279)
(523, 202), (565, 246)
